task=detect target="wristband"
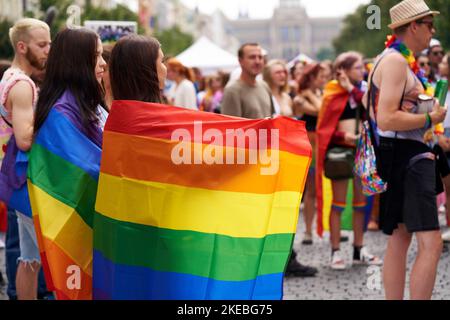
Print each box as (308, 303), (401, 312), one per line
(424, 113), (432, 130)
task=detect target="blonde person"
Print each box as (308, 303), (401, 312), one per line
(263, 59), (293, 117)
(166, 58), (197, 110)
(0, 18), (51, 300)
(200, 72), (226, 113)
(293, 63), (327, 245)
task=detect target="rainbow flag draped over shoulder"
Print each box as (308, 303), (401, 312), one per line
(94, 101), (312, 300)
(27, 93), (102, 300)
(316, 81), (372, 236)
(316, 81), (350, 237)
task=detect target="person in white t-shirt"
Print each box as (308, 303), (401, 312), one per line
(166, 58), (198, 110)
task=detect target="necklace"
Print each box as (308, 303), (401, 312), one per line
(385, 35), (434, 96)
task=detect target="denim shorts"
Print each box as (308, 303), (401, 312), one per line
(16, 211), (41, 264)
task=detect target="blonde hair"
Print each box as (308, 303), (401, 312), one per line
(9, 18), (50, 50)
(263, 59), (289, 93)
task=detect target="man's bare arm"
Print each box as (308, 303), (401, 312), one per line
(9, 81), (34, 151)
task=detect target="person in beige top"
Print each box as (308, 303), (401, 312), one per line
(221, 43), (272, 119)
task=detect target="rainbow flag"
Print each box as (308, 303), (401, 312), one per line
(27, 107), (102, 300)
(94, 101), (312, 300)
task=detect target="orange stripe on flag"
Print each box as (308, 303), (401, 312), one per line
(40, 236), (92, 300)
(101, 131), (311, 194)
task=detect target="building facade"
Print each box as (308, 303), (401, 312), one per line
(0, 0), (40, 22)
(154, 0), (343, 60)
(226, 0), (343, 60)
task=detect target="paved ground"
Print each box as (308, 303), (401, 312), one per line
(1, 215), (450, 300)
(283, 212), (450, 300)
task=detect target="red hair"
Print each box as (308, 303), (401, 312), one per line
(167, 58), (194, 82)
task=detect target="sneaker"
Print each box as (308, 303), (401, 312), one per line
(330, 250), (346, 270)
(442, 230), (450, 244)
(301, 233), (313, 245)
(285, 256), (318, 277)
(353, 247), (383, 266)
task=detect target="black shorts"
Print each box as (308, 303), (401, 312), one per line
(377, 137), (440, 236)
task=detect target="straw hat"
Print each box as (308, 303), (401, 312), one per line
(388, 0), (439, 30)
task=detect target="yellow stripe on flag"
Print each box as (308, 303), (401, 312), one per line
(28, 182), (93, 276)
(322, 175), (332, 232)
(96, 173), (303, 238)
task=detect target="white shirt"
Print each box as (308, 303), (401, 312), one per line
(167, 79), (198, 110)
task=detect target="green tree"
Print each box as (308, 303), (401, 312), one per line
(154, 26), (194, 57)
(316, 47), (336, 61)
(0, 19), (14, 59)
(333, 0), (450, 58)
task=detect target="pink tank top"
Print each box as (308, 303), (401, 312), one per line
(0, 67), (38, 124)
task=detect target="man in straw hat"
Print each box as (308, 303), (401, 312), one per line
(364, 0), (447, 300)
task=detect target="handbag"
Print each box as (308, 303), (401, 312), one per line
(354, 121), (387, 195)
(353, 59), (388, 196)
(324, 146), (355, 180)
(324, 101), (360, 181)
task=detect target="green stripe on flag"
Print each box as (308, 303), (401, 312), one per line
(28, 143), (98, 228)
(94, 213), (294, 282)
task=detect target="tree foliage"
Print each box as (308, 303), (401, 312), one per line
(333, 0), (450, 58)
(154, 25), (194, 58)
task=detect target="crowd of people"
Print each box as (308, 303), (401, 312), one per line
(0, 0), (449, 300)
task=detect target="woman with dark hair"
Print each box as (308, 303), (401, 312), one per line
(109, 34), (166, 103)
(34, 28), (106, 143)
(316, 51), (382, 270)
(417, 53), (432, 82)
(26, 27), (106, 299)
(293, 63), (327, 245)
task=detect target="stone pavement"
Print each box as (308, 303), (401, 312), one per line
(1, 217), (450, 300)
(283, 213), (450, 300)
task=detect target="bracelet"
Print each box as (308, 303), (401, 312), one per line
(424, 113), (432, 130)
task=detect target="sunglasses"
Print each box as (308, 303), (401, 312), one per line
(431, 50), (445, 56)
(416, 20), (435, 31)
(419, 61), (431, 67)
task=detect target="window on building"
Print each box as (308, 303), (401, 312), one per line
(280, 27), (290, 42)
(293, 26), (301, 42)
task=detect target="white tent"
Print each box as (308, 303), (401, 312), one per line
(287, 53), (315, 70)
(176, 37), (239, 76)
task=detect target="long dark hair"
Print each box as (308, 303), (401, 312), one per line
(34, 28), (105, 136)
(109, 35), (162, 103)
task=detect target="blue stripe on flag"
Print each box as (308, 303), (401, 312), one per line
(93, 250), (284, 300)
(34, 108), (101, 180)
